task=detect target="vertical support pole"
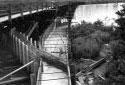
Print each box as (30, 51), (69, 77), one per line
(36, 58), (43, 85)
(8, 4), (11, 21)
(22, 34), (26, 64)
(21, 41), (23, 64)
(46, 2), (48, 10)
(18, 39), (22, 63)
(19, 32), (23, 63)
(67, 3), (73, 85)
(51, 1), (53, 8)
(26, 36), (30, 71)
(30, 38), (33, 73)
(21, 42), (23, 64)
(12, 35), (16, 58)
(15, 37), (18, 60)
(38, 41), (42, 50)
(14, 36), (16, 56)
(30, 38), (33, 46)
(39, 36), (42, 49)
(10, 29), (13, 50)
(33, 61), (38, 80)
(22, 42), (25, 65)
(34, 40), (37, 48)
(24, 44), (27, 64)
(17, 38), (20, 59)
(34, 40), (39, 83)
(29, 3), (32, 14)
(13, 35), (15, 53)
(26, 44), (28, 66)
(26, 44), (30, 71)
(20, 3), (24, 17)
(30, 74), (36, 85)
(40, 58), (43, 73)
(42, 2), (44, 10)
(36, 2), (39, 12)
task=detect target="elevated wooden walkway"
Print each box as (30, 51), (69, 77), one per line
(0, 26), (70, 85)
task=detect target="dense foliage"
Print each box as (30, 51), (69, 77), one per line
(71, 5), (125, 85)
(71, 20), (112, 60)
(103, 5), (125, 85)
(115, 5), (125, 40)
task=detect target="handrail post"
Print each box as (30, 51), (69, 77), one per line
(26, 44), (30, 71)
(12, 35), (16, 59)
(38, 41), (42, 50)
(22, 42), (25, 65)
(22, 34), (26, 65)
(30, 74), (36, 85)
(18, 39), (22, 63)
(26, 36), (30, 71)
(34, 40), (37, 48)
(30, 38), (33, 73)
(15, 37), (19, 59)
(36, 58), (43, 85)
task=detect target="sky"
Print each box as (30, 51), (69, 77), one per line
(71, 3), (124, 26)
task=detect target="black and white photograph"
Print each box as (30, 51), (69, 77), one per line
(0, 0), (125, 85)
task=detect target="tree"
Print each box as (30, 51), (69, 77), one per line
(93, 20), (104, 28)
(115, 5), (125, 40)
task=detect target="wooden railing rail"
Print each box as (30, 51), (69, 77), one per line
(0, 60), (35, 81)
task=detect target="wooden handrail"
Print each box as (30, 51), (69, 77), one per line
(0, 60), (35, 81)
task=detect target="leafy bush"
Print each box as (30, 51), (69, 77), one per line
(71, 20), (112, 59)
(72, 36), (100, 60)
(90, 30), (111, 44)
(103, 40), (125, 85)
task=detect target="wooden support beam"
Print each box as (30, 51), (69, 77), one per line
(27, 22), (38, 37)
(0, 76), (28, 85)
